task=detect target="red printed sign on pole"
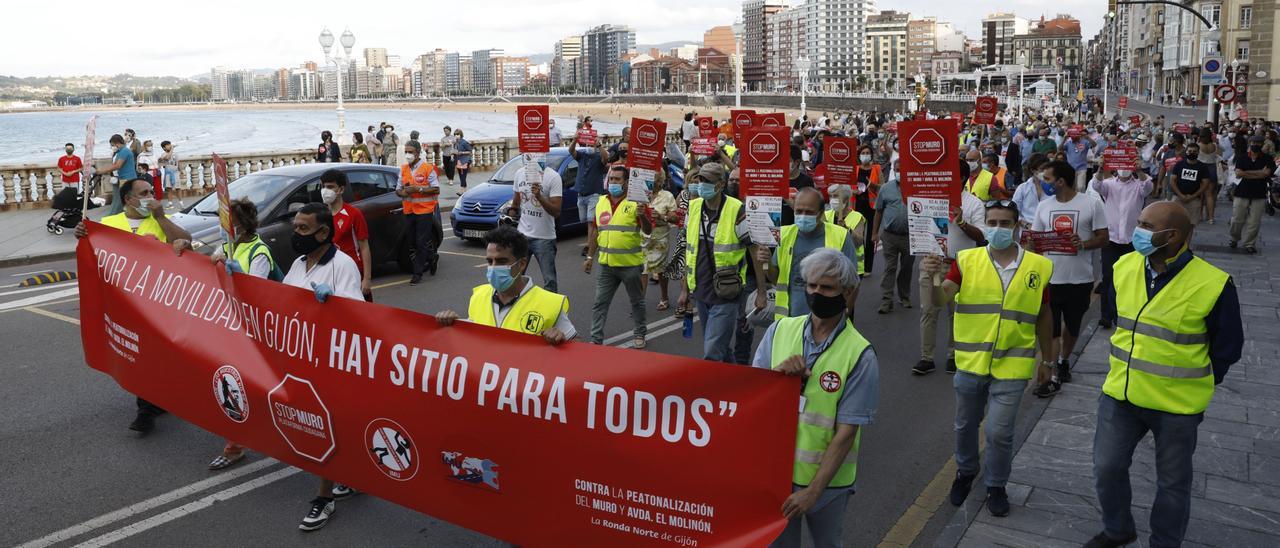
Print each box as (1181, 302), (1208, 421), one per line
(77, 225), (795, 547)
(1129, 115), (1141, 126)
(1102, 140), (1139, 171)
(822, 135), (859, 187)
(754, 112), (787, 128)
(517, 105), (550, 153)
(575, 128), (598, 146)
(625, 118), (666, 172)
(690, 138), (717, 156)
(1118, 96), (1129, 109)
(738, 126), (790, 199)
(899, 119), (961, 256)
(696, 116), (716, 139)
(730, 109), (756, 137)
(974, 96), (998, 125)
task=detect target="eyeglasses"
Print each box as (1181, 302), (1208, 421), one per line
(985, 200), (1014, 208)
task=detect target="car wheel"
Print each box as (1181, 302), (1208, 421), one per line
(397, 239), (416, 273)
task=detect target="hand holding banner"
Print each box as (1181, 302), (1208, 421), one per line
(518, 105), (551, 153)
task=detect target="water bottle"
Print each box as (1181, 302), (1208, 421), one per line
(682, 316), (694, 339)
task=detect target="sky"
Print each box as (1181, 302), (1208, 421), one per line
(6, 0), (1105, 78)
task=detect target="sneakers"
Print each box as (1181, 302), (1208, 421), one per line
(912, 360), (936, 375)
(409, 274), (422, 286)
(878, 302), (892, 314)
(1228, 240), (1238, 249)
(948, 472), (976, 506)
(986, 487), (1010, 517)
(1033, 380), (1062, 398)
(299, 497), (334, 531)
(900, 299), (912, 309)
(128, 412), (156, 434)
(1056, 359), (1072, 384)
(1083, 531), (1138, 548)
(332, 483), (356, 500)
(946, 358), (957, 374)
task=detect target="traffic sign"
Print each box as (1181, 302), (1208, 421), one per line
(1118, 96), (1129, 109)
(1201, 55), (1225, 86)
(1214, 84), (1238, 104)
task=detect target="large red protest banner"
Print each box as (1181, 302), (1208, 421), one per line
(822, 136), (859, 187)
(973, 96), (998, 125)
(77, 225), (794, 547)
(737, 126), (790, 199)
(517, 105), (550, 153)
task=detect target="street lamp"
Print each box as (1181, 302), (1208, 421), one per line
(1018, 52), (1027, 118)
(319, 27), (355, 147)
(733, 17), (744, 107)
(796, 55), (812, 120)
(973, 68), (982, 96)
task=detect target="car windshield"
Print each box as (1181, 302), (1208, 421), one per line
(488, 155), (568, 184)
(189, 173), (298, 216)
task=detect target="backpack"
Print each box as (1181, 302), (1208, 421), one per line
(248, 241), (285, 281)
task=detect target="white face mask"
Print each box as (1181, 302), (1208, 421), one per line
(134, 198), (154, 216)
(321, 187), (339, 204)
(967, 160), (980, 171)
(1117, 170), (1133, 179)
(859, 154), (872, 163)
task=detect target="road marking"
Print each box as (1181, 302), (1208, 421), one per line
(437, 250), (486, 259)
(615, 316), (697, 349)
(9, 269), (56, 277)
(24, 306), (80, 325)
(877, 429), (986, 548)
(71, 466), (301, 548)
(0, 296), (80, 314)
(372, 277), (411, 290)
(16, 458), (281, 548)
(603, 314), (682, 346)
(0, 282), (75, 298)
(0, 287), (80, 312)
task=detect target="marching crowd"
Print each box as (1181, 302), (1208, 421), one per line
(69, 99), (1273, 547)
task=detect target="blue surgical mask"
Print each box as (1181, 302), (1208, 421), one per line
(486, 265), (516, 292)
(795, 214), (818, 232)
(608, 183), (625, 197)
(1040, 180), (1057, 196)
(983, 226), (1015, 250)
(1131, 227), (1170, 257)
(697, 182), (719, 200)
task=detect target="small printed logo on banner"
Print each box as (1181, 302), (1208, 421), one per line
(635, 125), (661, 147)
(910, 201), (923, 215)
(1027, 272), (1041, 290)
(268, 375), (336, 463)
(213, 365), (248, 423)
(442, 451), (501, 491)
(908, 128), (946, 165)
(748, 133), (781, 164)
(366, 418), (419, 481)
(827, 142), (851, 163)
(598, 210), (612, 226)
(819, 371), (842, 393)
(761, 117), (782, 127)
(522, 110), (544, 130)
(735, 113), (753, 127)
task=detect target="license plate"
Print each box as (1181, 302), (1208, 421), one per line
(463, 229), (487, 238)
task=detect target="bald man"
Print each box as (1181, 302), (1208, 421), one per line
(963, 148), (1000, 201)
(1087, 202), (1242, 548)
(758, 188), (860, 319)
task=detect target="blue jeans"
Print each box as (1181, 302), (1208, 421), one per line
(695, 298), (742, 363)
(769, 486), (851, 548)
(527, 237), (558, 293)
(162, 167), (178, 189)
(577, 193), (599, 223)
(1093, 394), (1202, 548)
(954, 372), (1027, 488)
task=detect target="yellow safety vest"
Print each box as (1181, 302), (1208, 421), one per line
(824, 209), (866, 275)
(100, 212), (167, 242)
(967, 170), (995, 201)
(770, 316), (869, 488)
(593, 195), (644, 267)
(467, 283), (569, 335)
(685, 196), (746, 291)
(221, 236), (276, 275)
(953, 247), (1053, 379)
(775, 222), (849, 319)
(1104, 252), (1228, 415)
(400, 161), (439, 214)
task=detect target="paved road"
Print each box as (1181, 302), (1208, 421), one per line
(1083, 89), (1202, 123)
(0, 220), (1013, 547)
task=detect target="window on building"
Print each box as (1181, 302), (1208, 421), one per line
(1240, 6), (1252, 29)
(1237, 40), (1249, 61)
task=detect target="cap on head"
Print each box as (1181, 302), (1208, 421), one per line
(696, 163), (726, 186)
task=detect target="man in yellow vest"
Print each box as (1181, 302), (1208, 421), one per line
(435, 225), (574, 345)
(757, 188), (859, 320)
(584, 166), (652, 348)
(920, 200), (1054, 518)
(1085, 202), (1242, 548)
(397, 140), (441, 285)
(963, 148), (1000, 201)
(751, 248), (879, 548)
(74, 178), (192, 434)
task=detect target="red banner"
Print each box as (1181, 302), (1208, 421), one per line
(576, 128), (598, 146)
(737, 126), (790, 199)
(1021, 229), (1077, 254)
(626, 118), (667, 172)
(696, 116), (716, 139)
(1118, 96), (1129, 109)
(1102, 140), (1139, 171)
(730, 109), (756, 138)
(973, 96), (998, 125)
(77, 224), (795, 546)
(517, 105), (550, 153)
(690, 138), (717, 156)
(1174, 123), (1192, 134)
(754, 112), (787, 128)
(1067, 125), (1083, 138)
(822, 136), (859, 188)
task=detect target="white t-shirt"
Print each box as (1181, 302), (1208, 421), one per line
(282, 246), (364, 299)
(948, 192), (986, 259)
(513, 166), (563, 241)
(1032, 192), (1108, 284)
(681, 120), (698, 140)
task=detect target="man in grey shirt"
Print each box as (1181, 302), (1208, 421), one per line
(760, 188), (860, 318)
(871, 163), (914, 314)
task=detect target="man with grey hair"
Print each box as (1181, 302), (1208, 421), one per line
(753, 247), (880, 548)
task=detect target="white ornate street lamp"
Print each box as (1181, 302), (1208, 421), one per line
(796, 55), (812, 120)
(319, 27), (356, 147)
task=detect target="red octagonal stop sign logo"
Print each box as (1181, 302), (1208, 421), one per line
(522, 110), (544, 130)
(828, 141), (852, 163)
(734, 113), (753, 127)
(748, 132), (781, 164)
(908, 128), (946, 165)
(635, 123), (661, 147)
(268, 374), (336, 463)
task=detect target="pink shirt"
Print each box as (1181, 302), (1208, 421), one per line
(1093, 176), (1153, 244)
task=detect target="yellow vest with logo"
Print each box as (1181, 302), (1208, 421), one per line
(685, 196), (746, 291)
(775, 222), (849, 319)
(953, 247), (1053, 379)
(467, 283), (569, 335)
(824, 209), (866, 275)
(101, 212), (167, 242)
(221, 235), (276, 275)
(594, 195), (644, 267)
(967, 170), (995, 201)
(400, 161), (439, 214)
(770, 316), (869, 488)
(1104, 252), (1228, 415)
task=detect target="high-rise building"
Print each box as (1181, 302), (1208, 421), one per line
(553, 35), (583, 89)
(766, 3), (807, 90)
(470, 48), (506, 94)
(934, 21), (966, 53)
(703, 25), (736, 55)
(867, 11), (910, 89)
(584, 24), (637, 92)
(906, 17), (936, 77)
(981, 13), (1029, 66)
(493, 56), (529, 93)
(1246, 0), (1275, 118)
(363, 48), (388, 68)
(458, 55), (474, 93)
(275, 68), (290, 99)
(289, 68), (319, 100)
(417, 49), (449, 97)
(743, 0), (789, 91)
(210, 67), (230, 101)
(445, 52), (461, 94)
(804, 0), (879, 89)
(1011, 15), (1082, 80)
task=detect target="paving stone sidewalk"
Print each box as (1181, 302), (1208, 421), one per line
(940, 210), (1279, 548)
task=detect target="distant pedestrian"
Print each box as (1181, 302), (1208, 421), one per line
(1167, 143), (1211, 225)
(1091, 164), (1153, 329)
(568, 135), (608, 256)
(872, 157), (912, 315)
(321, 169), (374, 301)
(380, 124), (399, 166)
(104, 134), (137, 215)
(1228, 142), (1274, 254)
(453, 129), (473, 188)
(643, 169), (679, 310)
(510, 154), (563, 292)
(58, 143), (82, 190)
(158, 141), (180, 206)
(123, 128), (141, 168)
(398, 141), (441, 284)
(547, 119), (563, 147)
(585, 166), (652, 348)
(366, 125), (382, 162)
(316, 131), (340, 163)
(439, 126), (457, 185)
(681, 112), (697, 150)
(349, 133), (371, 163)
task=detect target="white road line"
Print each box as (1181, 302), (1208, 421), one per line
(0, 281), (75, 298)
(71, 466), (301, 548)
(602, 314), (681, 346)
(16, 458), (281, 548)
(9, 269), (57, 277)
(615, 317), (699, 349)
(0, 287), (80, 312)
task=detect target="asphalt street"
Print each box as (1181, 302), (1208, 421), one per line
(0, 219), (1042, 547)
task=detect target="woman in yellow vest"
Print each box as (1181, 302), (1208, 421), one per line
(750, 248), (879, 548)
(435, 225), (575, 346)
(920, 200), (1054, 518)
(824, 184), (868, 276)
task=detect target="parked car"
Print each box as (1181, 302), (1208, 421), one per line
(169, 163), (414, 272)
(451, 144), (686, 241)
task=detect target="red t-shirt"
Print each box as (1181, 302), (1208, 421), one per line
(333, 204), (369, 275)
(946, 256), (1050, 304)
(58, 155), (83, 183)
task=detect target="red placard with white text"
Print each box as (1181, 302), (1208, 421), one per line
(754, 112), (787, 128)
(974, 96), (998, 125)
(899, 119), (961, 256)
(730, 109), (756, 138)
(822, 136), (859, 187)
(739, 126), (790, 247)
(1118, 96), (1129, 109)
(696, 117), (716, 139)
(690, 138), (717, 156)
(517, 105), (550, 153)
(77, 225), (794, 547)
(625, 118), (668, 202)
(1102, 140), (1139, 171)
(575, 128), (598, 146)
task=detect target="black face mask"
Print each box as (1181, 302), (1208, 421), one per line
(291, 229), (326, 255)
(805, 291), (847, 319)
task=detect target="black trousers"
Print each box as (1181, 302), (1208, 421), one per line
(1099, 241), (1133, 322)
(407, 212), (441, 275)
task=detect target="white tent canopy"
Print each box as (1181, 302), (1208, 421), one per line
(1028, 79), (1056, 96)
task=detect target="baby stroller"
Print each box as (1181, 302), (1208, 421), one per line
(46, 174), (104, 235)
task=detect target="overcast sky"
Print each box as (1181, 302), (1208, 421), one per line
(9, 0), (1104, 78)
